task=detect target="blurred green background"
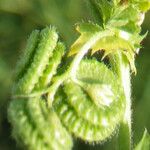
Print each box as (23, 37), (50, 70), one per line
(0, 0), (149, 149)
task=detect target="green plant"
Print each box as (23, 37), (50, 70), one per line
(8, 0), (150, 150)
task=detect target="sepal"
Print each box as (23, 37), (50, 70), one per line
(134, 129), (150, 150)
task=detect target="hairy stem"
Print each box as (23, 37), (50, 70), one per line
(118, 59), (131, 150)
(69, 30), (111, 79)
(109, 52), (132, 150)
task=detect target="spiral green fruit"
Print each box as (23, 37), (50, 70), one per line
(9, 26), (125, 148)
(13, 26), (59, 94)
(8, 99), (73, 150)
(14, 30), (40, 81)
(54, 59), (126, 143)
(9, 27), (72, 150)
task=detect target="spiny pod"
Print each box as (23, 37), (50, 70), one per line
(14, 30), (40, 81)
(54, 59), (125, 143)
(8, 98), (73, 150)
(13, 26), (59, 95)
(35, 42), (65, 90)
(9, 26), (72, 150)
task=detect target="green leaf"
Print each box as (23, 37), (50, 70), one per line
(113, 0), (121, 5)
(87, 0), (149, 35)
(76, 22), (102, 33)
(134, 129), (150, 150)
(91, 36), (134, 55)
(87, 0), (104, 24)
(130, 0), (150, 12)
(87, 0), (114, 27)
(68, 22), (107, 56)
(69, 22), (143, 73)
(107, 4), (141, 34)
(96, 0), (114, 25)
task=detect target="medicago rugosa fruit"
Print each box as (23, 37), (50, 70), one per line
(8, 0), (150, 150)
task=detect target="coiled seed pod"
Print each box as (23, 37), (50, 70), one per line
(8, 99), (72, 150)
(54, 59), (125, 143)
(9, 27), (72, 150)
(35, 42), (65, 90)
(13, 26), (59, 94)
(9, 26), (125, 148)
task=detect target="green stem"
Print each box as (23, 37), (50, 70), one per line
(47, 72), (69, 107)
(109, 52), (132, 150)
(69, 30), (111, 79)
